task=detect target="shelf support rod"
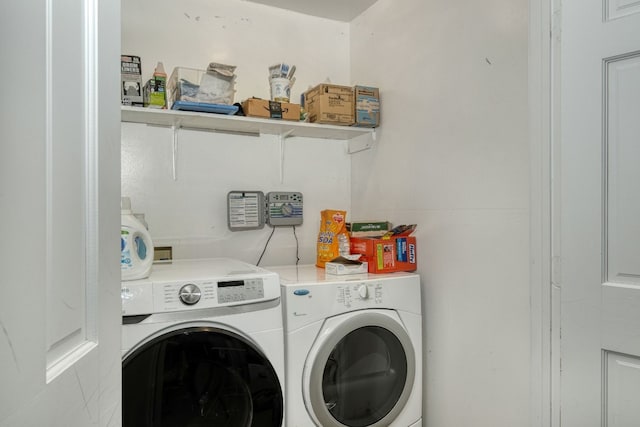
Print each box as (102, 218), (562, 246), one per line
(279, 129), (294, 183)
(172, 123), (181, 181)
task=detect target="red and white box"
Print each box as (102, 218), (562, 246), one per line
(350, 235), (417, 274)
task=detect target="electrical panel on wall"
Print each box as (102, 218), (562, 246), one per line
(227, 191), (265, 231)
(266, 192), (303, 226)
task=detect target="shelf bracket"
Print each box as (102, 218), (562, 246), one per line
(279, 129), (294, 183)
(348, 129), (376, 154)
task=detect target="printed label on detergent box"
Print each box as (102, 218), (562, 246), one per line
(376, 243), (395, 270)
(396, 237), (407, 262)
(409, 243), (416, 264)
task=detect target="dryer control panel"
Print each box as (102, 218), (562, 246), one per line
(277, 268), (421, 332)
(336, 282), (384, 308)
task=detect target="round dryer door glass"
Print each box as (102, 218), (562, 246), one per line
(321, 326), (409, 426)
(122, 326), (283, 427)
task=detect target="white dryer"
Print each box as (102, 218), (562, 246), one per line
(121, 258), (285, 427)
(268, 265), (422, 427)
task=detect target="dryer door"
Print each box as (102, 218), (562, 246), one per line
(122, 326), (283, 427)
(303, 310), (416, 427)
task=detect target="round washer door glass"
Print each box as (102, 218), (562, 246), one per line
(308, 312), (415, 427)
(123, 326), (283, 427)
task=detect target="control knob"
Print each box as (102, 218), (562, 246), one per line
(358, 284), (369, 299)
(281, 203), (294, 217)
(179, 283), (201, 305)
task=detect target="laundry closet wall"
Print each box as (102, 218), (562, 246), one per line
(350, 1), (530, 426)
(122, 0), (532, 426)
(121, 0), (352, 266)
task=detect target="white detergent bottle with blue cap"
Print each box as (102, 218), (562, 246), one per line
(121, 197), (154, 281)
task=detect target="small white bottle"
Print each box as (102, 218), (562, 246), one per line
(121, 197), (154, 281)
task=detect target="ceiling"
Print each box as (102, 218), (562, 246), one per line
(241, 0), (378, 22)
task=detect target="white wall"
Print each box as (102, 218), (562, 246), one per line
(350, 1), (530, 426)
(121, 126), (351, 265)
(122, 0), (351, 106)
(121, 0), (353, 266)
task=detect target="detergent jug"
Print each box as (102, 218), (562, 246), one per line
(121, 197), (154, 281)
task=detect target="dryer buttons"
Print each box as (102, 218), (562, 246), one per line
(179, 283), (202, 305)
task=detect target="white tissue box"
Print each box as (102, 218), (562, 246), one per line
(325, 257), (368, 275)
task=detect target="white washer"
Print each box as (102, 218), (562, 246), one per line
(121, 258), (285, 427)
(268, 264), (422, 427)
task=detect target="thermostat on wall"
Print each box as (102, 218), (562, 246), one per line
(227, 191), (265, 231)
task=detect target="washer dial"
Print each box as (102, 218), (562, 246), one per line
(179, 283), (202, 305)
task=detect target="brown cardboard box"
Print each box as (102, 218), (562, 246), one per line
(304, 84), (354, 126)
(242, 98), (301, 121)
(304, 83), (353, 103)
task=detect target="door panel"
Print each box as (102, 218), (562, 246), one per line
(47, 0), (89, 368)
(0, 0), (121, 425)
(606, 52), (640, 284)
(606, 0), (640, 21)
(560, 0), (640, 425)
(605, 352), (640, 427)
(602, 284), (640, 355)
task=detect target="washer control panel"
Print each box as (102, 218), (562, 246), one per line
(157, 278), (265, 311)
(122, 259), (280, 317)
(217, 278), (264, 303)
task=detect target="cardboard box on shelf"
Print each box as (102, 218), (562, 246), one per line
(242, 98), (301, 121)
(354, 85), (380, 127)
(121, 55), (143, 106)
(304, 83), (353, 103)
(350, 235), (417, 274)
(303, 84), (354, 126)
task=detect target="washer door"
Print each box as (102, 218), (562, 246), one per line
(122, 325), (283, 427)
(304, 310), (416, 427)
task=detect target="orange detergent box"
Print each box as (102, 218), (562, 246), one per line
(350, 235), (417, 273)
